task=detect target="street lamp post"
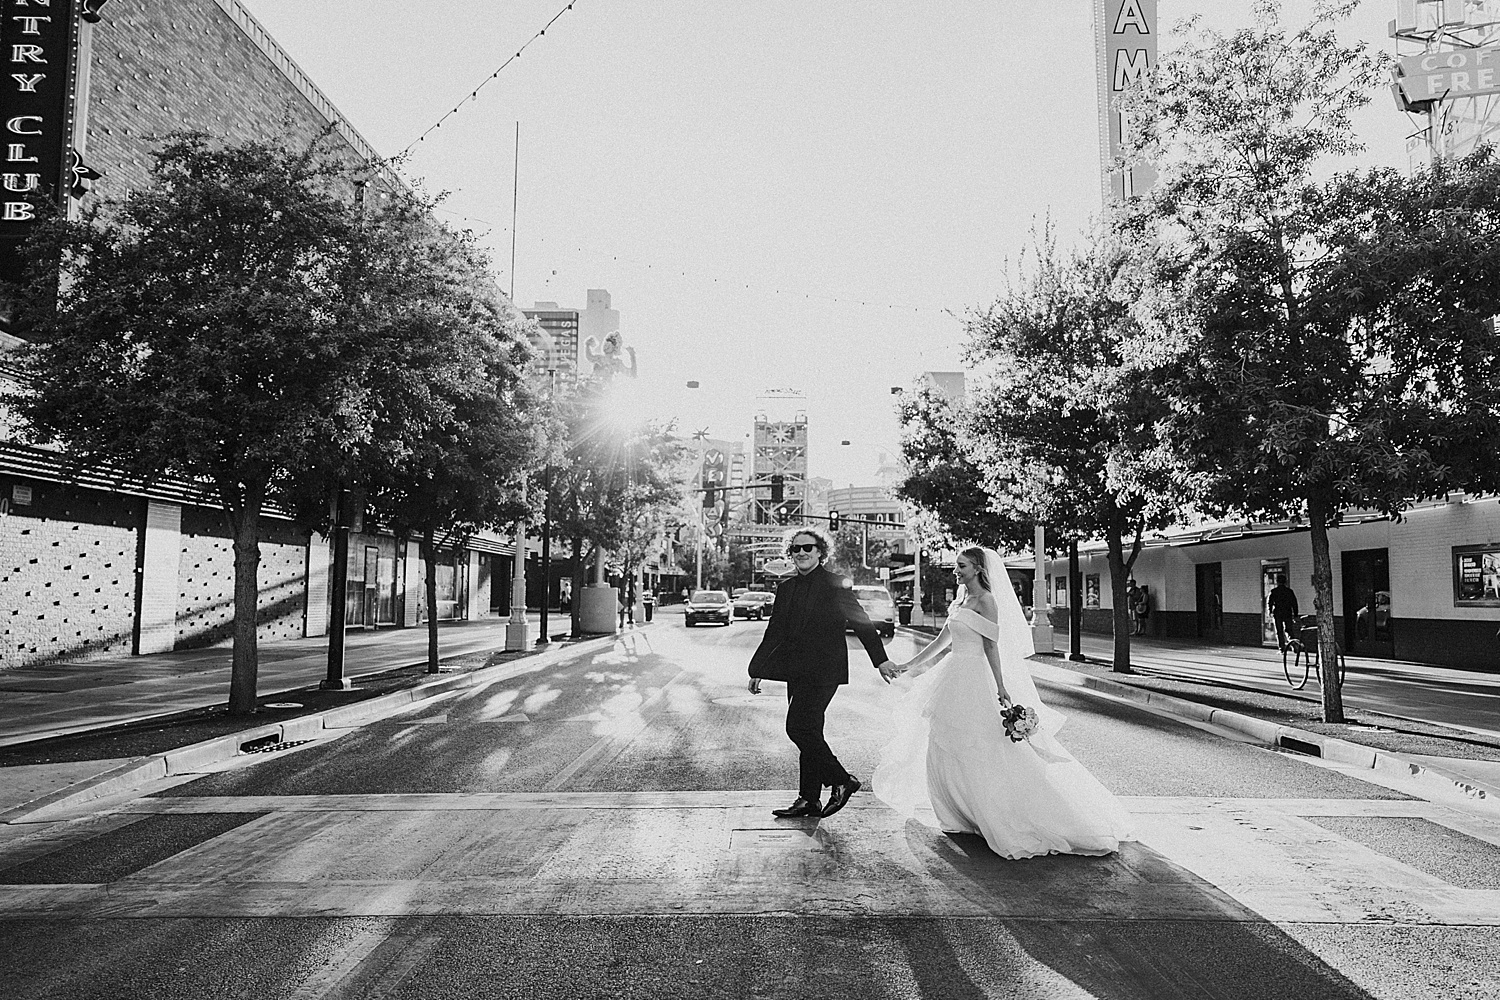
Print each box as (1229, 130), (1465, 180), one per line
(505, 476), (528, 651)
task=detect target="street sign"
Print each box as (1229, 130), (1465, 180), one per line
(763, 557), (795, 578)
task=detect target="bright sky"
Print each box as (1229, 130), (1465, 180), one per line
(240, 0), (1413, 487)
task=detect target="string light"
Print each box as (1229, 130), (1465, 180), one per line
(521, 237), (952, 316)
(400, 1), (580, 156)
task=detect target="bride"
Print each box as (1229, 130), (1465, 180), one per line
(873, 545), (1135, 859)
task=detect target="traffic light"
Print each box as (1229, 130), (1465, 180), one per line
(828, 511), (841, 532)
(770, 474), (784, 503)
(775, 503), (789, 525)
(702, 486), (715, 508)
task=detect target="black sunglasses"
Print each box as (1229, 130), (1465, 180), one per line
(789, 543), (820, 553)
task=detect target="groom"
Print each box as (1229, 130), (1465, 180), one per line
(749, 526), (897, 818)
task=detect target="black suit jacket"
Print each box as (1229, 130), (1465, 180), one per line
(748, 565), (888, 686)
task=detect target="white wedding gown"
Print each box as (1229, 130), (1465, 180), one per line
(873, 604), (1136, 860)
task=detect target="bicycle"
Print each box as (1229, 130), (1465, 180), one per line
(1282, 616), (1347, 690)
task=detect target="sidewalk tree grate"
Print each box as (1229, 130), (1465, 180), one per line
(0, 812), (264, 884)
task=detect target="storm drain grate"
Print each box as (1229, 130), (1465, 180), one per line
(0, 812), (265, 884)
(239, 737), (314, 755)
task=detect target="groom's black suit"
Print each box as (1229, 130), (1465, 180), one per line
(749, 564), (889, 804)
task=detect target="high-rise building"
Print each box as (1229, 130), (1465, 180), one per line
(524, 289), (623, 377)
(522, 303), (579, 375)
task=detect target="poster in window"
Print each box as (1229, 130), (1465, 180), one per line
(1453, 544), (1500, 607)
(1054, 575), (1068, 607)
(1084, 574), (1100, 608)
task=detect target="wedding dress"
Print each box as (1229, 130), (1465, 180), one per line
(873, 551), (1135, 859)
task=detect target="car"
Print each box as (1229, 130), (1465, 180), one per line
(684, 590), (732, 627)
(850, 585), (897, 638)
(732, 591), (775, 619)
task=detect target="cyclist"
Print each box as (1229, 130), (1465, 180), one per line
(1269, 575), (1300, 652)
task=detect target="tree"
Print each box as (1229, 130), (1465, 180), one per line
(962, 226), (1196, 671)
(546, 382), (684, 634)
(894, 384), (1021, 549)
(360, 213), (542, 673)
(1122, 3), (1500, 719)
(5, 133), (425, 714)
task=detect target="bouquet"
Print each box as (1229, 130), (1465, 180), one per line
(1001, 703), (1040, 743)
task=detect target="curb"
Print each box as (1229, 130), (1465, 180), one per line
(0, 626), (650, 824)
(1029, 660), (1500, 813)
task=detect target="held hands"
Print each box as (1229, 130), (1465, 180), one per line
(877, 660), (904, 684)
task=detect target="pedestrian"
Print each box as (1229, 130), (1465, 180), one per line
(1134, 585), (1152, 636)
(874, 547), (1134, 859)
(1269, 575), (1300, 651)
(642, 588), (655, 622)
(748, 526), (897, 819)
(1126, 579), (1142, 635)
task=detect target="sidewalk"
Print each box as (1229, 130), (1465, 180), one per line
(0, 612), (578, 748)
(897, 622), (1500, 809)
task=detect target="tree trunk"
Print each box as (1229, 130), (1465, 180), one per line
(226, 482), (265, 715)
(1105, 532), (1133, 674)
(423, 527), (440, 674)
(1104, 504), (1144, 674)
(1306, 492), (1345, 723)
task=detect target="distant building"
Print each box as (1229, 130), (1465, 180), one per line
(917, 371), (967, 404)
(753, 415), (809, 524)
(521, 303), (579, 375)
(826, 486), (908, 543)
(523, 289), (622, 376)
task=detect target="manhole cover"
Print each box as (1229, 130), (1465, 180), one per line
(730, 828), (823, 851)
(263, 702), (303, 710)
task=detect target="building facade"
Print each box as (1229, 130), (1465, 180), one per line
(1038, 498), (1500, 671)
(0, 0), (520, 670)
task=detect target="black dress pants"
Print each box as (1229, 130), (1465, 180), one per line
(785, 682), (851, 802)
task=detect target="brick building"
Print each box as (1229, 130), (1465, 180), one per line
(0, 0), (519, 670)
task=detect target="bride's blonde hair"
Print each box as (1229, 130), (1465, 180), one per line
(952, 545), (991, 606)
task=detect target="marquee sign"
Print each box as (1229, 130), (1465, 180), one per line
(1395, 45), (1500, 105)
(1, 0), (84, 278)
(1094, 0), (1158, 203)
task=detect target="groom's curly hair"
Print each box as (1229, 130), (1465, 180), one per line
(783, 525), (832, 562)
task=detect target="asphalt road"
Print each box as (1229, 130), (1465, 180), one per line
(2, 611), (1497, 999)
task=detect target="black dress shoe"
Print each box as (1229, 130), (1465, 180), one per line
(771, 797), (822, 818)
(822, 777), (862, 817)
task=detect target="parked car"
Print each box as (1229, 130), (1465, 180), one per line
(850, 585), (897, 638)
(732, 591), (775, 620)
(684, 590), (732, 627)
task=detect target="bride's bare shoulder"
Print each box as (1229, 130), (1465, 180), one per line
(974, 591), (1000, 618)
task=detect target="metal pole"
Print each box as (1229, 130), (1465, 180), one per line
(912, 545), (923, 628)
(509, 121), (519, 301)
(1031, 522), (1054, 653)
(537, 466), (551, 645)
